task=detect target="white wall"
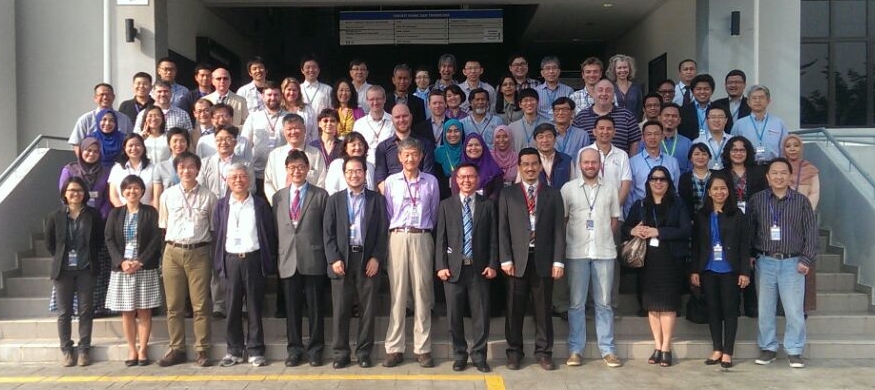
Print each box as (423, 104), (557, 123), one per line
(609, 0), (698, 91)
(0, 0), (17, 170)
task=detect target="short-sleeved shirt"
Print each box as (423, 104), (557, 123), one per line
(159, 183), (216, 244)
(561, 178), (620, 259)
(732, 114), (788, 163)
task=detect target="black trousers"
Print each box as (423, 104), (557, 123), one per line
(444, 264), (490, 363)
(702, 271), (741, 355)
(331, 251), (380, 360)
(505, 254), (554, 359)
(281, 272), (328, 359)
(742, 268), (758, 315)
(224, 251), (266, 357)
(55, 269), (94, 352)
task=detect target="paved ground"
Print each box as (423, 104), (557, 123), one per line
(0, 358), (872, 389)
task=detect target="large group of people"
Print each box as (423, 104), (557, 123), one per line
(46, 53), (820, 372)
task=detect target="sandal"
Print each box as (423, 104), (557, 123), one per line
(648, 349), (661, 364)
(659, 351), (673, 367)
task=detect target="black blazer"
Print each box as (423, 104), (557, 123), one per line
(323, 188), (389, 279)
(622, 198), (691, 259)
(105, 205), (162, 271)
(690, 207), (751, 276)
(388, 93), (427, 127)
(678, 170), (717, 218)
(44, 206), (103, 280)
(435, 194), (499, 282)
(717, 166), (767, 202)
(498, 182), (566, 278)
(679, 101), (734, 141)
(713, 97), (750, 131)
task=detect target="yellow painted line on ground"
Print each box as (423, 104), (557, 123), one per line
(0, 373), (506, 389)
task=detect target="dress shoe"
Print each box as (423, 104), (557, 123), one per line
(415, 353), (434, 368)
(157, 349), (186, 367)
(137, 359), (150, 366)
(382, 352), (403, 368)
(506, 355), (521, 370)
(473, 361), (491, 373)
(284, 355), (302, 367)
(538, 356), (556, 371)
(358, 356), (372, 368)
(452, 360), (467, 371)
(62, 351), (75, 367)
(720, 359), (733, 368)
(125, 359), (138, 367)
(705, 352), (723, 365)
(309, 356), (323, 367)
(77, 350), (90, 366)
(332, 358), (350, 369)
(195, 351), (211, 367)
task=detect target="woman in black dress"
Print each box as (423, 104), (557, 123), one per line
(690, 172), (751, 368)
(623, 166), (691, 367)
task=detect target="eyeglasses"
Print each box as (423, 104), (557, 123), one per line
(553, 107), (572, 113)
(657, 89), (675, 94)
(286, 164), (309, 172)
(66, 188), (85, 193)
(707, 116), (727, 120)
(730, 148), (747, 153)
(456, 174), (477, 180)
(648, 177), (669, 183)
(510, 62), (527, 68)
(344, 168), (364, 175)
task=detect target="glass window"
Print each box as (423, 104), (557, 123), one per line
(831, 1), (867, 37)
(802, 0), (830, 38)
(834, 42), (868, 125)
(800, 43), (829, 126)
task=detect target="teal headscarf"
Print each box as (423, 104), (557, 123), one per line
(434, 119), (465, 176)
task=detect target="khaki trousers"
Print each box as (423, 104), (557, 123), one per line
(385, 232), (434, 355)
(162, 244), (212, 352)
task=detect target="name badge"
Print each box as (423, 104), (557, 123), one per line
(233, 237), (243, 247)
(267, 134), (277, 149)
(67, 249), (78, 267)
(737, 201), (746, 214)
(124, 243), (136, 259)
(529, 214), (537, 232)
(712, 161), (723, 170)
(179, 221), (195, 239)
(409, 205), (421, 227)
(89, 191), (99, 199)
(755, 146), (766, 161)
(649, 238), (660, 247)
(713, 244), (723, 261)
(349, 224), (359, 243)
(770, 225), (781, 241)
(699, 128), (706, 137)
(586, 219), (594, 231)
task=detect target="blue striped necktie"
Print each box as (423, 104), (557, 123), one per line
(463, 196), (473, 257)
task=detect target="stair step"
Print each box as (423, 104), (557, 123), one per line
(31, 240), (51, 258)
(20, 257), (53, 277)
(3, 277), (53, 297)
(817, 253), (843, 273)
(0, 298), (50, 319)
(818, 272), (857, 292)
(816, 292), (871, 312)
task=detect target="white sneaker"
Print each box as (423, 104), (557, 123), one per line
(249, 355), (267, 367)
(220, 354), (244, 367)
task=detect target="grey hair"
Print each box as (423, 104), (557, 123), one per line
(747, 84), (771, 99)
(223, 162), (249, 178)
(397, 137), (422, 154)
(606, 54), (637, 81)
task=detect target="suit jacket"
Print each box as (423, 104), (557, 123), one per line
(273, 184), (328, 277)
(622, 198), (692, 259)
(690, 207), (751, 276)
(679, 101), (734, 140)
(323, 188), (389, 279)
(388, 92), (426, 127)
(435, 194), (499, 283)
(104, 205), (162, 271)
(212, 194), (278, 278)
(498, 182), (566, 278)
(205, 91), (248, 126)
(539, 150), (573, 189)
(713, 96), (750, 130)
(44, 206), (103, 279)
(717, 166), (767, 202)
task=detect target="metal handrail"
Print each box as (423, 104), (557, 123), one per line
(792, 127), (875, 198)
(0, 135), (70, 185)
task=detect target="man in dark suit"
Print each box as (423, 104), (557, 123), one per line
(435, 162), (498, 373)
(679, 74), (733, 140)
(498, 147), (566, 371)
(387, 64), (426, 127)
(712, 69), (751, 127)
(323, 156), (388, 369)
(533, 123), (573, 189)
(212, 163), (278, 367)
(272, 150), (330, 367)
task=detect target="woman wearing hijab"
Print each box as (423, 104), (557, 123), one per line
(88, 109), (125, 167)
(434, 119), (466, 198)
(60, 137), (112, 219)
(490, 125), (518, 186)
(455, 132), (505, 200)
(783, 134), (821, 314)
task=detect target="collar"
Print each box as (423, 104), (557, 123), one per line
(229, 193), (253, 206)
(347, 187), (365, 197)
(398, 171), (421, 182)
(289, 182), (309, 193)
(579, 177), (603, 188)
(302, 80), (320, 88)
(180, 183), (200, 194)
(459, 193), (476, 203)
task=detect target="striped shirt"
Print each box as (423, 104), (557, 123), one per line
(748, 188), (818, 267)
(573, 106), (640, 155)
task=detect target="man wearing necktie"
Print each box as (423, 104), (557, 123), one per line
(435, 162), (498, 373)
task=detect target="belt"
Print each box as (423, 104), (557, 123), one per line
(528, 246), (536, 253)
(390, 227), (431, 234)
(462, 256), (473, 266)
(350, 245), (363, 253)
(759, 251), (799, 260)
(227, 250), (258, 259)
(167, 241), (210, 250)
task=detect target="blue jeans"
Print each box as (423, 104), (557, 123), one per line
(756, 256), (806, 355)
(566, 258), (616, 356)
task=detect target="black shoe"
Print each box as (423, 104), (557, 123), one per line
(452, 360), (467, 371)
(648, 349), (660, 364)
(506, 355), (521, 370)
(332, 358), (350, 369)
(138, 359), (150, 366)
(309, 356), (323, 367)
(474, 361), (491, 372)
(284, 355), (301, 367)
(659, 351), (673, 367)
(358, 356), (372, 368)
(720, 359), (733, 368)
(537, 356), (556, 371)
(552, 310), (568, 321)
(124, 359), (137, 367)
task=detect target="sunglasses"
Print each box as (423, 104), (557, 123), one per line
(649, 177), (669, 183)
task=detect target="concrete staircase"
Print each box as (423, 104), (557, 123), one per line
(1, 232), (873, 363)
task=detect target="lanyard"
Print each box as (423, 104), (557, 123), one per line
(303, 83), (321, 105)
(707, 134), (726, 160)
(768, 195), (784, 226)
(347, 191), (363, 224)
(405, 177), (419, 207)
(710, 211), (722, 245)
(472, 114), (493, 135)
(319, 140), (333, 166)
(522, 116), (541, 144)
(661, 136), (678, 157)
(265, 111), (281, 136)
(735, 171), (747, 199)
(696, 104), (708, 129)
(582, 183), (600, 213)
(556, 128), (570, 154)
(642, 150), (663, 170)
(231, 197), (247, 231)
(751, 114), (770, 144)
(367, 118), (386, 145)
(179, 185), (197, 219)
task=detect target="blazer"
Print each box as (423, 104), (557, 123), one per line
(498, 182), (566, 278)
(213, 194), (278, 278)
(717, 165), (767, 202)
(388, 92), (427, 127)
(713, 96), (750, 129)
(539, 150), (573, 189)
(679, 101), (734, 141)
(272, 184), (329, 277)
(622, 198), (692, 260)
(105, 205), (162, 271)
(690, 207), (751, 276)
(435, 194), (499, 283)
(44, 206), (103, 280)
(678, 170), (717, 218)
(323, 188), (389, 279)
